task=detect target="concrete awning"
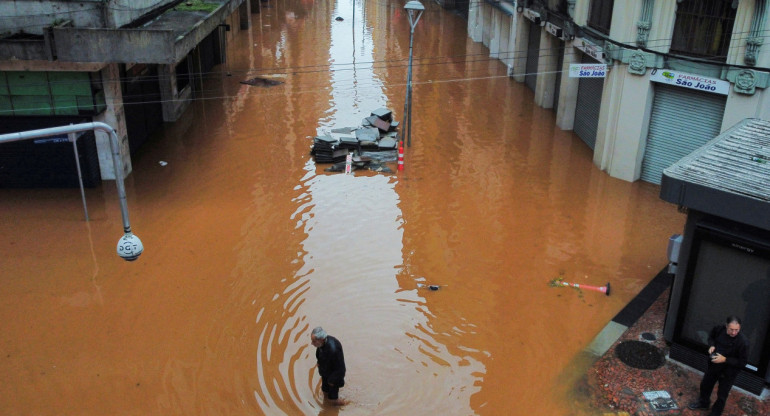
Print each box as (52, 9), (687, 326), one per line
(660, 118), (770, 231)
(51, 0), (241, 65)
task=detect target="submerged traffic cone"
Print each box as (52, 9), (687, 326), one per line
(345, 152), (352, 174)
(397, 144), (404, 171)
(559, 280), (611, 296)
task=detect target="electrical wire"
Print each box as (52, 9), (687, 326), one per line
(2, 0), (770, 110)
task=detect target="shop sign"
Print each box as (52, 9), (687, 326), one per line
(650, 69), (729, 95)
(574, 37), (606, 63)
(545, 22), (563, 39)
(569, 64), (607, 78)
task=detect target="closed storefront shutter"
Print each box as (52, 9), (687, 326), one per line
(525, 21), (540, 92)
(573, 54), (604, 149)
(640, 84), (726, 184)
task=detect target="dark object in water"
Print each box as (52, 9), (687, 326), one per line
(417, 283), (441, 291)
(240, 77), (284, 87)
(335, 16), (344, 21)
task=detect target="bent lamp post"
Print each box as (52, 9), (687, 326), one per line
(404, 0), (424, 148)
(0, 122), (144, 261)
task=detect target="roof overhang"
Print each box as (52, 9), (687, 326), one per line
(660, 118), (770, 231)
(51, 0), (242, 65)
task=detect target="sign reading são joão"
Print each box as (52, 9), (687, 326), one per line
(650, 69), (729, 95)
(569, 64), (607, 78)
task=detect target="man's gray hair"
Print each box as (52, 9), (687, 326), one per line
(312, 326), (328, 340)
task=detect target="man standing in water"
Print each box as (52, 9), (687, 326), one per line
(688, 316), (749, 416)
(311, 326), (347, 405)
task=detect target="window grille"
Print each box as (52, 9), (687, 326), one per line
(588, 0), (614, 35)
(670, 0), (737, 61)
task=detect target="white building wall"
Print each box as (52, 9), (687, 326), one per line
(93, 63), (131, 180)
(592, 0), (648, 181)
(0, 0), (177, 34)
(470, 0), (770, 183)
(512, 14), (528, 83)
(721, 0), (768, 132)
(467, 0), (483, 42)
(555, 40), (580, 130)
(535, 32), (557, 109)
(594, 69), (654, 182)
(467, 2), (517, 78)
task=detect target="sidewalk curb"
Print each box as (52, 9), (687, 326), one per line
(585, 268), (672, 357)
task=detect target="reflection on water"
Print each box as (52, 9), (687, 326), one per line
(0, 0), (684, 415)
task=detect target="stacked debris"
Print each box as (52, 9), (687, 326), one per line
(310, 108), (400, 173)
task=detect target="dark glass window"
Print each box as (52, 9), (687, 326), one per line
(588, 0), (614, 35)
(547, 0), (569, 14)
(175, 57), (191, 93)
(670, 0), (736, 61)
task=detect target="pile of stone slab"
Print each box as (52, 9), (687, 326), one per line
(311, 108), (400, 171)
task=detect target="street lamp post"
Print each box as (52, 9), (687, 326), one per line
(0, 122), (144, 262)
(404, 0), (424, 148)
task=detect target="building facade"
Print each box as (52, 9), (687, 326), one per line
(468, 0), (770, 184)
(0, 0), (253, 186)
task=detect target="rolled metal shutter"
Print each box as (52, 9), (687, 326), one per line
(640, 84), (726, 184)
(525, 22), (540, 92)
(573, 54), (604, 149)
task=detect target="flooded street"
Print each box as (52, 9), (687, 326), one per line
(0, 1), (685, 415)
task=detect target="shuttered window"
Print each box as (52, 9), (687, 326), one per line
(640, 85), (726, 184)
(670, 0), (737, 61)
(573, 54), (604, 150)
(588, 0), (614, 35)
(525, 21), (541, 92)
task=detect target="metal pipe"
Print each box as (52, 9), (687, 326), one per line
(69, 131), (90, 221)
(404, 1), (424, 148)
(0, 121), (133, 233)
(407, 26), (415, 147)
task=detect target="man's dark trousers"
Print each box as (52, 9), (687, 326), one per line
(698, 362), (739, 415)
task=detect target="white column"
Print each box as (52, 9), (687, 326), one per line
(93, 63), (131, 180)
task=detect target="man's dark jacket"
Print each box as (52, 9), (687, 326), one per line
(316, 335), (346, 386)
(709, 324), (749, 373)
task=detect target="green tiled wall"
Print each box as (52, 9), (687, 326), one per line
(0, 71), (105, 116)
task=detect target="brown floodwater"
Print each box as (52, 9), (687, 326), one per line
(0, 1), (686, 415)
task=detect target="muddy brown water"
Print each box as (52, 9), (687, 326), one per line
(0, 1), (685, 415)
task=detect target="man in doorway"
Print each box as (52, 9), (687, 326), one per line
(311, 326), (347, 406)
(688, 316), (749, 416)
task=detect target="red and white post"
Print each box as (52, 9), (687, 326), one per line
(397, 143), (404, 171)
(560, 281), (611, 296)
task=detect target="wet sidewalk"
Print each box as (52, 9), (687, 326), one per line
(586, 271), (769, 416)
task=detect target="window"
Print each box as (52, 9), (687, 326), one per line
(588, 0), (614, 35)
(670, 0), (737, 61)
(0, 71), (104, 116)
(546, 0), (569, 15)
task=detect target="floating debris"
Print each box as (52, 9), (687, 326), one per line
(335, 16), (344, 21)
(311, 108), (400, 174)
(417, 283), (441, 291)
(642, 390), (678, 412)
(549, 276), (610, 296)
(240, 77), (284, 87)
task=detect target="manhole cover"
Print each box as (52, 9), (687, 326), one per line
(641, 332), (657, 341)
(615, 340), (665, 370)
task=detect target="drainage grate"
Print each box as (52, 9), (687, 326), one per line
(615, 340), (665, 370)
